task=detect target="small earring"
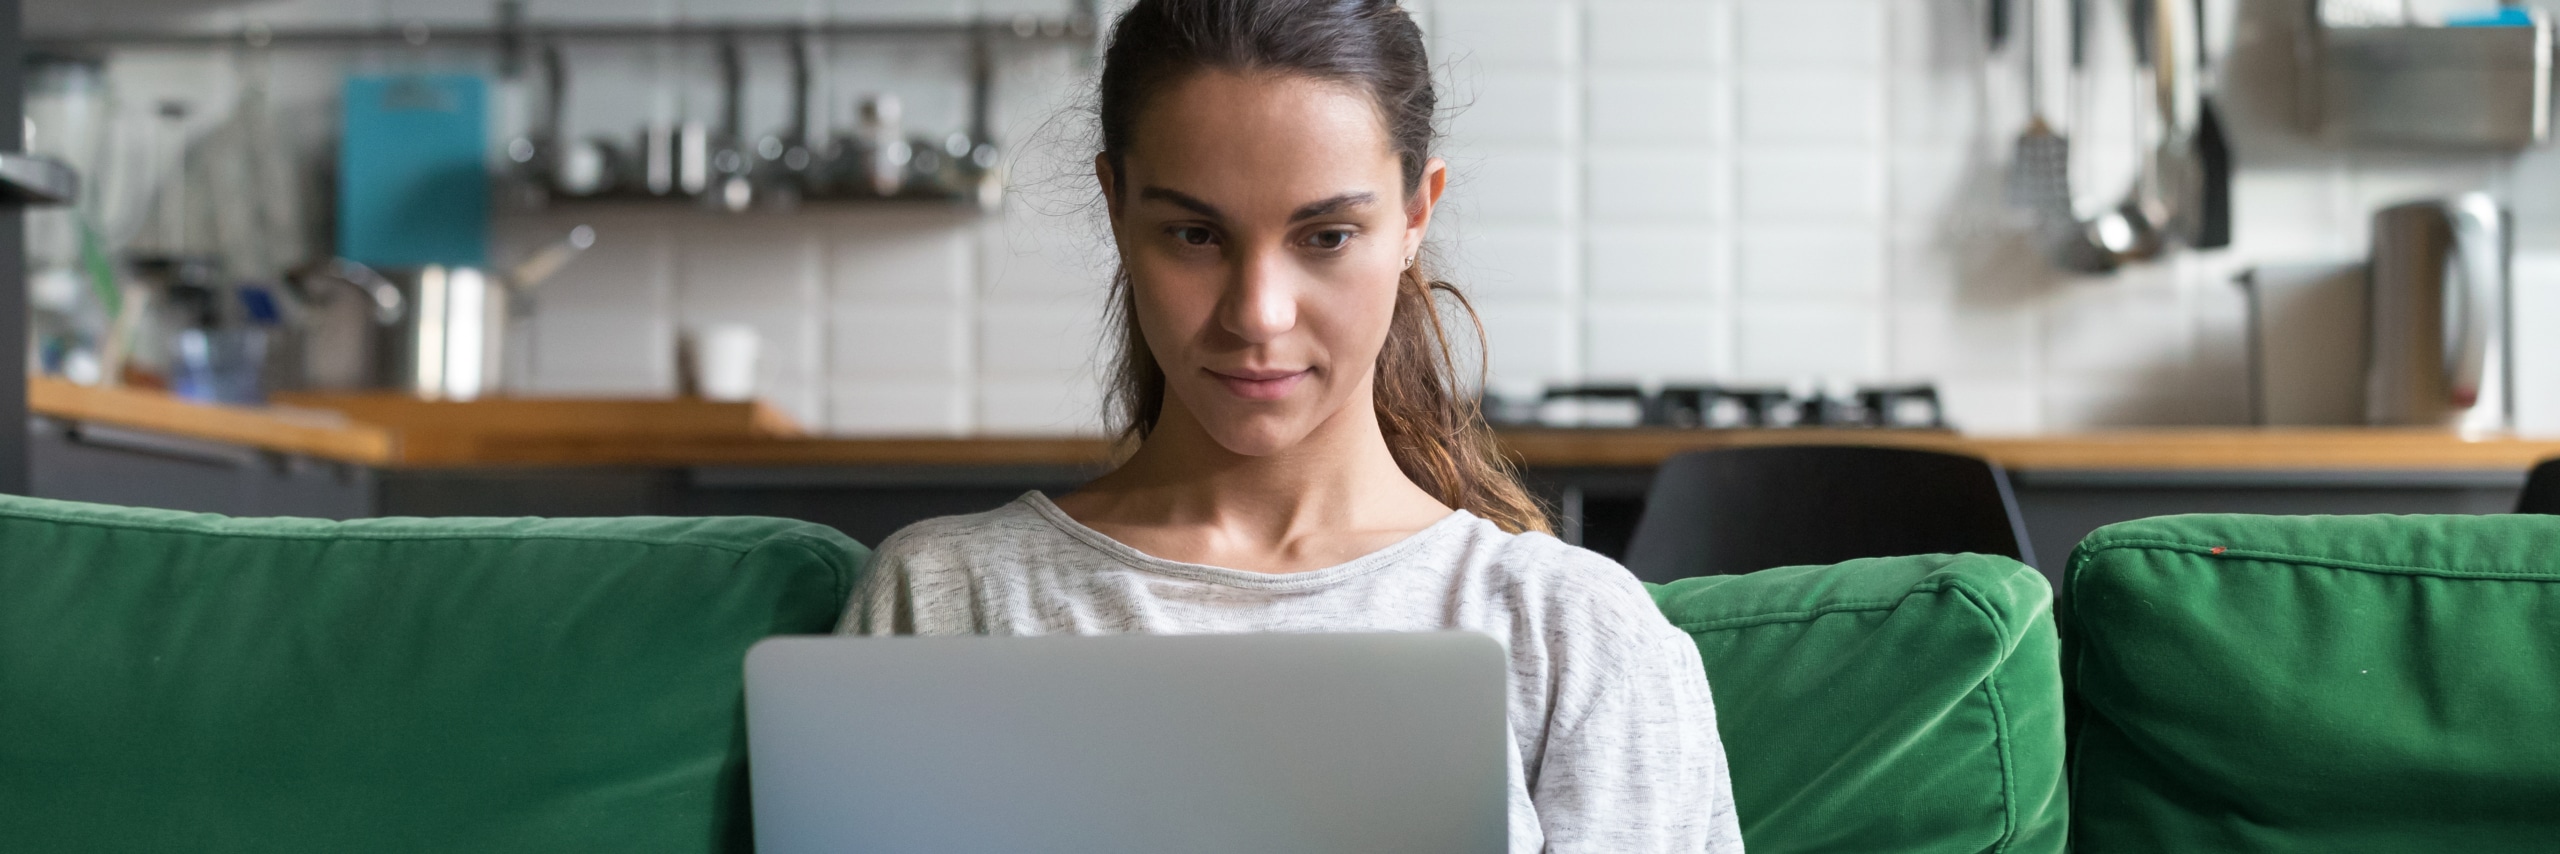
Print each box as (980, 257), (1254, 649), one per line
(1402, 255), (1416, 270)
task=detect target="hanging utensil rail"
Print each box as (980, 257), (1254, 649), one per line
(29, 15), (1098, 52)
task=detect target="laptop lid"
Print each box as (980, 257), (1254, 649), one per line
(744, 632), (1509, 854)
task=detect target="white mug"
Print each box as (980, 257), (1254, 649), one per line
(691, 323), (762, 402)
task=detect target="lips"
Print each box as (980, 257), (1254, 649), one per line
(1207, 367), (1312, 401)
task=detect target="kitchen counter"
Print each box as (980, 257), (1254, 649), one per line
(28, 380), (2556, 568)
(30, 378), (396, 463)
(27, 378), (2560, 472)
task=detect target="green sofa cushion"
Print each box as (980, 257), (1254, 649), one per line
(1652, 554), (2067, 854)
(2063, 514), (2560, 852)
(0, 495), (863, 854)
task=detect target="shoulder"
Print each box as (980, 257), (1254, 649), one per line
(1444, 516), (1682, 643)
(862, 494), (1068, 577)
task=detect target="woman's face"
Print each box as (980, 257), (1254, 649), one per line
(1101, 71), (1445, 457)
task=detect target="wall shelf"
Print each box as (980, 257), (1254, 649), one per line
(29, 15), (1098, 53)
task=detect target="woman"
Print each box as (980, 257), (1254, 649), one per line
(843, 0), (1743, 850)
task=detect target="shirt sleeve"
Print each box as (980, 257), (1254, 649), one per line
(837, 538), (911, 636)
(1531, 622), (1745, 853)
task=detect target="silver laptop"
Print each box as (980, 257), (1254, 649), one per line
(744, 632), (1509, 854)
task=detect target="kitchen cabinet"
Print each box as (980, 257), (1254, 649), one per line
(29, 417), (375, 518)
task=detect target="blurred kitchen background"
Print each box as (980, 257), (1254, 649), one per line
(20, 0), (2557, 436)
(17, 0), (2560, 566)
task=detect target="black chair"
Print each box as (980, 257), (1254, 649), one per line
(1621, 446), (2036, 583)
(2522, 457), (2560, 515)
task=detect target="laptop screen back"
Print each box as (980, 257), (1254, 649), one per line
(744, 632), (1509, 854)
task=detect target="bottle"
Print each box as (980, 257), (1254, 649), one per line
(856, 93), (910, 199)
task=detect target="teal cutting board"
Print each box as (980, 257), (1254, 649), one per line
(337, 74), (488, 268)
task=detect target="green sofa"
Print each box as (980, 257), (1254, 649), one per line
(2061, 514), (2560, 852)
(1654, 552), (2067, 853)
(0, 495), (863, 853)
(1658, 512), (2560, 854)
(7, 490), (2557, 853)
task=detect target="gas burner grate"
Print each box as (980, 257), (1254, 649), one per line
(1484, 383), (1948, 430)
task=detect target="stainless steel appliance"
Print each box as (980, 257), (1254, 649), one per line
(291, 226), (592, 401)
(2238, 261), (2368, 426)
(2317, 15), (2554, 149)
(2366, 194), (2510, 431)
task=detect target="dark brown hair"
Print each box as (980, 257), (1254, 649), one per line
(1096, 0), (1550, 534)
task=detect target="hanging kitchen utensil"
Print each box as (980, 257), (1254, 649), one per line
(2139, 0), (2205, 249)
(2189, 0), (2232, 248)
(2193, 94), (2232, 248)
(670, 40), (711, 199)
(707, 35), (754, 211)
(2008, 0), (2076, 226)
(2049, 0), (2128, 272)
(2084, 0), (2167, 264)
(501, 38), (561, 208)
(854, 93), (911, 199)
(536, 43), (628, 200)
(963, 25), (1004, 210)
(640, 120), (678, 197)
(753, 31), (818, 209)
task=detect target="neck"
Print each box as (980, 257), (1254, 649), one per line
(1091, 382), (1444, 545)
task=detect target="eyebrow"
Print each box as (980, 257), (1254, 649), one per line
(1289, 192), (1377, 221)
(1136, 187), (1378, 223)
(1139, 187), (1224, 220)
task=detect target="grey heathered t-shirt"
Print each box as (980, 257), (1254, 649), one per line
(840, 492), (1746, 854)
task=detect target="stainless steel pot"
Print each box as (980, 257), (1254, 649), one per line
(292, 225), (593, 400)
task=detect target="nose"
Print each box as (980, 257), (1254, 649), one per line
(1218, 246), (1298, 344)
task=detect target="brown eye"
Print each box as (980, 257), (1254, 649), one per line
(1306, 229), (1353, 250)
(1170, 226), (1217, 246)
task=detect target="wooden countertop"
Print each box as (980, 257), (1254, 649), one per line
(30, 378), (2560, 472)
(30, 378), (398, 464)
(414, 427), (2560, 472)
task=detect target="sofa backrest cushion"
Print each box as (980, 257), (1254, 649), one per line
(0, 495), (862, 854)
(1652, 554), (2067, 854)
(2063, 514), (2560, 852)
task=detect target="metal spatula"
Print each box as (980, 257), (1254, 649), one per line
(2004, 0), (2070, 218)
(2009, 0), (2120, 272)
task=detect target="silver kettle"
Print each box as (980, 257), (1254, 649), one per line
(2366, 194), (2509, 432)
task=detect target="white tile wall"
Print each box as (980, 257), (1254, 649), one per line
(1737, 151), (1884, 220)
(1435, 1), (1579, 67)
(1738, 73), (1884, 145)
(1449, 72), (1577, 145)
(1738, 226), (1883, 297)
(1586, 226), (1726, 298)
(1583, 301), (1724, 381)
(1735, 0), (1885, 68)
(1443, 225), (1575, 299)
(58, 0), (2560, 435)
(1587, 75), (1728, 143)
(1585, 1), (1728, 69)
(1473, 299), (1577, 383)
(1735, 302), (1882, 380)
(1449, 150), (1576, 221)
(1587, 150), (1726, 219)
